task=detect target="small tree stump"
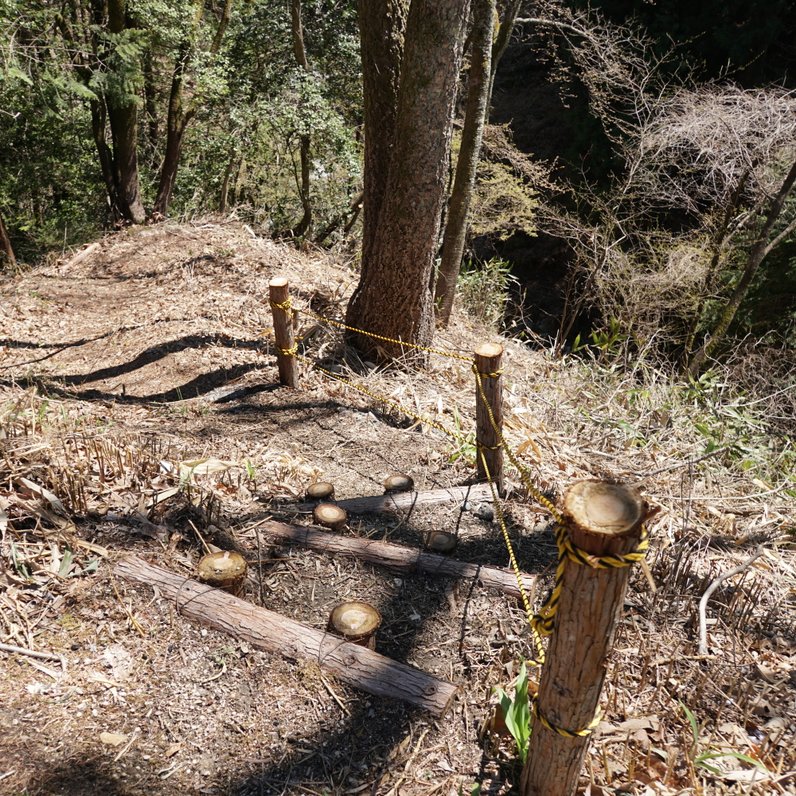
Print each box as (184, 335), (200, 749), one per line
(328, 601), (382, 649)
(197, 551), (248, 595)
(383, 473), (414, 493)
(306, 482), (335, 501)
(521, 480), (647, 796)
(313, 502), (348, 531)
(425, 531), (457, 554)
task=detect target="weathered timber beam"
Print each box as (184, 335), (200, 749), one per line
(293, 482), (493, 514)
(115, 555), (456, 716)
(256, 520), (535, 600)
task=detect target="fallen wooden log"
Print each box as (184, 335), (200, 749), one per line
(115, 555), (456, 716)
(255, 520), (535, 600)
(292, 482), (493, 514)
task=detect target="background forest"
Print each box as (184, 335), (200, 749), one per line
(1, 0), (795, 364)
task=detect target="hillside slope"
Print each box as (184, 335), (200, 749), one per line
(1, 220), (793, 795)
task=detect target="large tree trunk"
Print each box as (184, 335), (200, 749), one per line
(435, 0), (495, 326)
(687, 158), (796, 376)
(346, 0), (471, 363)
(354, 0), (408, 271)
(106, 0), (145, 224)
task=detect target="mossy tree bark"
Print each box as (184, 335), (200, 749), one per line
(346, 0), (470, 364)
(435, 0), (495, 326)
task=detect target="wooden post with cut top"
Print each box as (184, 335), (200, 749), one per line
(269, 276), (298, 387)
(474, 342), (504, 494)
(521, 480), (648, 796)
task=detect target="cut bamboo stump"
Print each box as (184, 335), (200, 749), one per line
(313, 503), (348, 531)
(255, 519), (534, 599)
(115, 556), (455, 715)
(293, 483), (493, 514)
(197, 550), (247, 595)
(269, 276), (298, 388)
(520, 480), (647, 796)
(328, 601), (381, 649)
(383, 473), (414, 493)
(474, 343), (504, 494)
(306, 481), (335, 501)
(425, 531), (458, 554)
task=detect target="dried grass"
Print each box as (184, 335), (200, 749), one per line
(0, 218), (793, 795)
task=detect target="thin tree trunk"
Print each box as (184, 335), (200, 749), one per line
(152, 0), (233, 218)
(106, 0), (145, 224)
(153, 39), (193, 217)
(290, 0), (312, 237)
(314, 191), (364, 246)
(687, 158), (796, 376)
(435, 0), (495, 326)
(0, 208), (16, 268)
(487, 0), (521, 108)
(346, 0), (471, 363)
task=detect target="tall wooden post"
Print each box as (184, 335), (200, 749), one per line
(474, 342), (504, 493)
(521, 480), (647, 796)
(269, 277), (298, 388)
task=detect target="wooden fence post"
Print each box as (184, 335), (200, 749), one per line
(521, 480), (648, 796)
(269, 276), (298, 388)
(474, 342), (504, 493)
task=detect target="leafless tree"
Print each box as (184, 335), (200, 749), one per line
(520, 4), (796, 368)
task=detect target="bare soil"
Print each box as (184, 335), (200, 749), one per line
(1, 219), (793, 795)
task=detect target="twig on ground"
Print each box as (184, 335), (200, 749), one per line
(0, 641), (64, 663)
(697, 545), (764, 655)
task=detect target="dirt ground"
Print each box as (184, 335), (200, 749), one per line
(1, 220), (794, 795)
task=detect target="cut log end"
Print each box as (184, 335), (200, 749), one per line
(269, 276), (289, 288)
(426, 531), (457, 554)
(474, 342), (504, 360)
(328, 601), (382, 648)
(383, 473), (414, 493)
(306, 481), (335, 501)
(197, 550), (248, 594)
(313, 502), (348, 531)
(563, 480), (647, 555)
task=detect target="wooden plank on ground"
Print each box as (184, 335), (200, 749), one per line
(115, 555), (456, 716)
(293, 482), (493, 514)
(256, 519), (535, 600)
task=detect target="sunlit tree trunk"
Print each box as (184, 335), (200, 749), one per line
(346, 0), (470, 364)
(153, 0), (233, 218)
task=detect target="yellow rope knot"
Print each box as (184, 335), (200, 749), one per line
(278, 344), (298, 357)
(270, 297), (294, 313)
(532, 698), (602, 738)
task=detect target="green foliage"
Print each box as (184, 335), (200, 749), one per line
(680, 702), (769, 777)
(470, 159), (538, 241)
(494, 661), (532, 763)
(457, 256), (518, 329)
